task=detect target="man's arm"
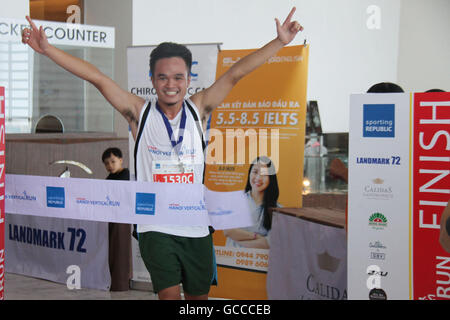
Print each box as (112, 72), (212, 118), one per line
(190, 7), (303, 121)
(223, 228), (263, 241)
(237, 237), (269, 249)
(22, 16), (144, 137)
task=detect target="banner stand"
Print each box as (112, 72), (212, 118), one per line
(206, 45), (309, 299)
(348, 92), (450, 300)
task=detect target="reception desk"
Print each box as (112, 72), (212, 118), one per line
(267, 204), (347, 300)
(5, 133), (130, 291)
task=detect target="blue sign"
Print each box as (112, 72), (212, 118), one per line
(363, 104), (395, 138)
(135, 192), (156, 215)
(46, 186), (65, 208)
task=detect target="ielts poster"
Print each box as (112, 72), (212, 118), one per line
(348, 92), (450, 300)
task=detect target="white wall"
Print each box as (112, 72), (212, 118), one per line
(132, 0), (402, 133)
(397, 0), (450, 93)
(3, 0), (448, 134)
(0, 0), (29, 18)
(85, 0), (133, 137)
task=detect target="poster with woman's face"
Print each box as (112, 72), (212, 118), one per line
(204, 45), (308, 299)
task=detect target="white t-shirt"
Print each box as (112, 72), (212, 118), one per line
(135, 98), (209, 238)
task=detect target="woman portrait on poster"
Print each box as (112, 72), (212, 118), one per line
(224, 156), (280, 249)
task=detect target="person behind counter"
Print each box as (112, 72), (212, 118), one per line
(102, 147), (132, 291)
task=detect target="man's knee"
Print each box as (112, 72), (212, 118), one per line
(184, 292), (208, 300)
(158, 284), (181, 300)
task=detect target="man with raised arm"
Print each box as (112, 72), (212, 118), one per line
(22, 8), (303, 300)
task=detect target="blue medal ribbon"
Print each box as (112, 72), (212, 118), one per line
(156, 101), (187, 152)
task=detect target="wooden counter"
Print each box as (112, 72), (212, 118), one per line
(273, 207), (346, 229)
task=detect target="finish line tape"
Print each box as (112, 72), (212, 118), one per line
(5, 174), (253, 230)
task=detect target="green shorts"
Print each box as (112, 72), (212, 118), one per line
(138, 231), (214, 296)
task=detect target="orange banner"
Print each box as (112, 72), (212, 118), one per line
(206, 45), (309, 299)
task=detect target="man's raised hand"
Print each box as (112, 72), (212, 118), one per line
(22, 16), (49, 55)
(275, 7), (303, 46)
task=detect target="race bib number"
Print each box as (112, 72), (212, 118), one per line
(152, 160), (194, 184)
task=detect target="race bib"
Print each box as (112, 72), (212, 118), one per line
(152, 160), (194, 184)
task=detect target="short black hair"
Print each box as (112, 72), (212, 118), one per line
(102, 147), (123, 162)
(149, 42), (192, 77)
(425, 88), (445, 92)
(367, 82), (404, 93)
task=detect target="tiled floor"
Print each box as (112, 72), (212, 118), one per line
(3, 272), (159, 300)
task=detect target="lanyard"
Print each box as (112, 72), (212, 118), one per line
(156, 101), (187, 152)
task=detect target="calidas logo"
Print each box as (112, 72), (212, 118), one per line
(363, 178), (394, 200)
(363, 104), (395, 138)
(46, 186), (65, 208)
(135, 192), (156, 215)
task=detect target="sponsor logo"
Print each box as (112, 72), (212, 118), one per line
(46, 186), (65, 208)
(168, 200), (206, 212)
(369, 240), (387, 260)
(363, 178), (393, 200)
(369, 212), (388, 230)
(370, 252), (386, 260)
(224, 55), (303, 67)
(363, 104), (395, 138)
(366, 265), (389, 293)
(369, 240), (387, 250)
(8, 223), (65, 250)
(267, 55), (304, 64)
(76, 196), (120, 207)
(356, 155), (401, 165)
(135, 193), (156, 215)
(6, 191), (37, 201)
(148, 145), (172, 157)
(147, 145), (196, 157)
(369, 288), (387, 300)
(208, 207), (233, 216)
(367, 269), (388, 277)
